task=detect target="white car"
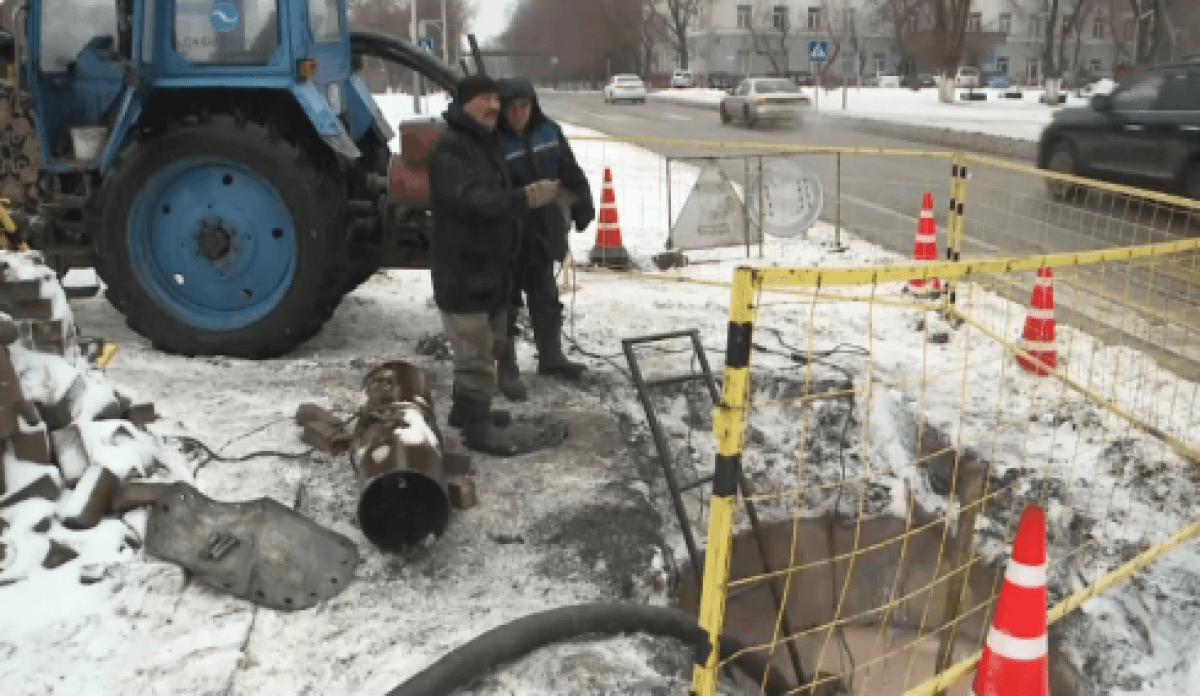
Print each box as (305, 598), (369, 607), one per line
(603, 74), (647, 104)
(719, 77), (812, 127)
(955, 66), (980, 88)
(670, 69), (695, 88)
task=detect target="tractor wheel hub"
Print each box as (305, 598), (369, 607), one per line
(197, 219), (234, 261)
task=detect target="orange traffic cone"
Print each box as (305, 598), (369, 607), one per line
(906, 191), (942, 295)
(589, 167), (632, 269)
(972, 505), (1049, 696)
(1017, 268), (1056, 376)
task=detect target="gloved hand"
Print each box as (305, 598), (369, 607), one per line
(524, 180), (560, 209)
(572, 204), (595, 232)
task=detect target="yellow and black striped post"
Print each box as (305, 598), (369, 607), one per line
(943, 154), (969, 310)
(691, 266), (760, 696)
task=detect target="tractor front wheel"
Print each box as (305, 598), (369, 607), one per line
(95, 115), (340, 358)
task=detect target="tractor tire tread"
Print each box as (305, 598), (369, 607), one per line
(93, 114), (349, 358)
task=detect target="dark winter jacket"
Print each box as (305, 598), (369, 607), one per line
(428, 100), (529, 313)
(497, 78), (595, 265)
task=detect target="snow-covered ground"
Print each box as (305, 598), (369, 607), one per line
(651, 83), (1116, 142)
(3, 95), (1198, 696)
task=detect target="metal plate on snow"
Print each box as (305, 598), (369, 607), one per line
(145, 482), (358, 611)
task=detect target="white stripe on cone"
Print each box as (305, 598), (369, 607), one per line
(985, 627), (1048, 661)
(1004, 559), (1047, 588)
(1026, 307), (1054, 320)
(1022, 338), (1055, 350)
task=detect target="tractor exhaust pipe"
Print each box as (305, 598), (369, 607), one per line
(467, 34), (486, 76)
(349, 361), (451, 553)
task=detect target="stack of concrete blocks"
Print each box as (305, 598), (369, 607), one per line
(0, 252), (170, 581)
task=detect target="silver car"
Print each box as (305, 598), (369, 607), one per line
(720, 77), (812, 127)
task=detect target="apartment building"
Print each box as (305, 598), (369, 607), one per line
(679, 0), (1125, 85)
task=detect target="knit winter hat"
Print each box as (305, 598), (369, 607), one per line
(456, 75), (500, 105)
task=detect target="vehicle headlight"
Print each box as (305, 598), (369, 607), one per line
(327, 83), (343, 114)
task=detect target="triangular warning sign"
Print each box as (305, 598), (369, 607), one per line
(670, 164), (761, 251)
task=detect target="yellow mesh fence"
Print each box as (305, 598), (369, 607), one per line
(680, 157), (1200, 696)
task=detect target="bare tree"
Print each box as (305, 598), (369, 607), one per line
(868, 0), (935, 76)
(930, 0), (972, 101)
(746, 1), (797, 76)
(643, 0), (701, 71)
(1037, 0), (1092, 101)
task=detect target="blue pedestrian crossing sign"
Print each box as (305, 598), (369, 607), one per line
(808, 40), (829, 63)
(418, 37), (435, 53)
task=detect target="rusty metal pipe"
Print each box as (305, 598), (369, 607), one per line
(351, 362), (450, 553)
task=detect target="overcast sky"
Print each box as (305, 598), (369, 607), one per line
(467, 0), (519, 46)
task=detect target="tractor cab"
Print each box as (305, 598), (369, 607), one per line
(22, 0), (378, 176)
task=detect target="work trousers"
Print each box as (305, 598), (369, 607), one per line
(511, 259), (563, 362)
(441, 309), (507, 402)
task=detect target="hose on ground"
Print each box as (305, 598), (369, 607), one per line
(349, 30), (461, 95)
(384, 602), (796, 696)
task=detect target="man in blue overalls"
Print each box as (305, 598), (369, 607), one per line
(496, 78), (595, 399)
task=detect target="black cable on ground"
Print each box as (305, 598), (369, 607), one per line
(384, 603), (795, 696)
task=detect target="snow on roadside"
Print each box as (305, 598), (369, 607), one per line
(556, 122), (1200, 694)
(650, 85), (1104, 142)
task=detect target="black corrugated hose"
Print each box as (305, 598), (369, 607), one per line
(384, 603), (794, 696)
(349, 30), (461, 95)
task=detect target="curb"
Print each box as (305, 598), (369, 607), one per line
(646, 91), (1038, 162)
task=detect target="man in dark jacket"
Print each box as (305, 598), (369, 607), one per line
(428, 75), (561, 455)
(496, 78), (595, 396)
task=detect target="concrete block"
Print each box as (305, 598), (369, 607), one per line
(50, 424), (90, 484)
(0, 472), (61, 510)
(110, 480), (171, 515)
(42, 539), (78, 569)
(60, 464), (119, 530)
(448, 475), (477, 510)
(11, 413), (51, 464)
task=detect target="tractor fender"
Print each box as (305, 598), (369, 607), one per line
(345, 75), (396, 146)
(291, 83), (360, 159)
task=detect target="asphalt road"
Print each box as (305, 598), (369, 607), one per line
(541, 91), (1200, 375)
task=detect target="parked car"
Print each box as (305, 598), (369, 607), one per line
(787, 70), (816, 87)
(603, 74), (647, 104)
(988, 75), (1011, 89)
(708, 71), (738, 91)
(720, 77), (812, 127)
(877, 72), (902, 88)
(670, 69), (695, 88)
(1037, 61), (1200, 200)
(705, 70), (734, 90)
(955, 66), (980, 88)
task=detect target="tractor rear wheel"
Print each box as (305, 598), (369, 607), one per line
(94, 115), (342, 358)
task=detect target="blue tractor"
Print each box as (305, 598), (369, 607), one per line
(0, 0), (465, 358)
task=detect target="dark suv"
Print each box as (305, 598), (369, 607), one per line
(1037, 62), (1200, 200)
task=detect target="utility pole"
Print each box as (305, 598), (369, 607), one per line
(411, 0), (420, 113)
(441, 0), (448, 65)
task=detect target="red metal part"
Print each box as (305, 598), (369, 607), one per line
(388, 119), (444, 213)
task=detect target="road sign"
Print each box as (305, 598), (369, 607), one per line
(808, 40), (829, 63)
(418, 37), (435, 53)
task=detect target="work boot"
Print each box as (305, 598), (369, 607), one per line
(457, 395), (522, 457)
(448, 402), (511, 428)
(448, 385), (511, 428)
(538, 349), (587, 380)
(496, 337), (529, 402)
